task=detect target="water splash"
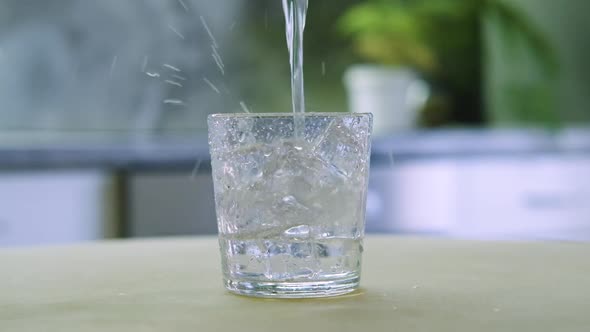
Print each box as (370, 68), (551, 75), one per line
(203, 77), (221, 94)
(168, 24), (185, 40)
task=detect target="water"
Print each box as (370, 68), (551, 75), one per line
(282, 0), (308, 115)
(220, 236), (362, 282)
(209, 114), (373, 296)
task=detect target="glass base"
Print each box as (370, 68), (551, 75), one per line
(224, 275), (360, 299)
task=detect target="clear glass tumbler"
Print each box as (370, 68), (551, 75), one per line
(208, 112), (373, 298)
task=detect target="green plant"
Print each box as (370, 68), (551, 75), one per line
(338, 0), (557, 125)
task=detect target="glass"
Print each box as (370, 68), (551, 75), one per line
(208, 112), (373, 298)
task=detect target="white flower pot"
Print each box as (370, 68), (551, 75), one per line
(344, 65), (429, 135)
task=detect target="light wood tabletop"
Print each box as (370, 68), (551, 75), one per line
(1, 236), (588, 331)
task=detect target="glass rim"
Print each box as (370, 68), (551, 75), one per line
(208, 112), (372, 119)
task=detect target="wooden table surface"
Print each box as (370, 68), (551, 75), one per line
(1, 236), (589, 331)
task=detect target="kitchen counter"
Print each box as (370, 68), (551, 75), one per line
(1, 236), (588, 331)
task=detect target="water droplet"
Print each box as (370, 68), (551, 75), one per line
(163, 64), (182, 72)
(263, 150), (273, 157)
(200, 16), (218, 49)
(238, 132), (247, 142)
(211, 45), (225, 75)
(294, 145), (303, 151)
(165, 80), (183, 87)
(163, 99), (184, 105)
(109, 55), (118, 78)
(203, 77), (221, 94)
(168, 25), (185, 40)
(177, 0), (189, 12)
(141, 56), (149, 72)
(239, 101), (251, 113)
(172, 74), (187, 81)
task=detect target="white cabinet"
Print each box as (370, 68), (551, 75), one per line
(0, 171), (115, 247)
(367, 161), (456, 234)
(452, 156), (590, 241)
(367, 154), (590, 241)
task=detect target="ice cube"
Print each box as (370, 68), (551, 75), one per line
(312, 116), (370, 179)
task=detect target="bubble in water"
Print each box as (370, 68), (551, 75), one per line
(282, 195), (297, 205)
(238, 132), (247, 143)
(284, 225), (310, 237)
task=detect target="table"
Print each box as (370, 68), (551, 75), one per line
(1, 236), (588, 331)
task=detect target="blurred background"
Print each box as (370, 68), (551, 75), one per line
(0, 0), (589, 247)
